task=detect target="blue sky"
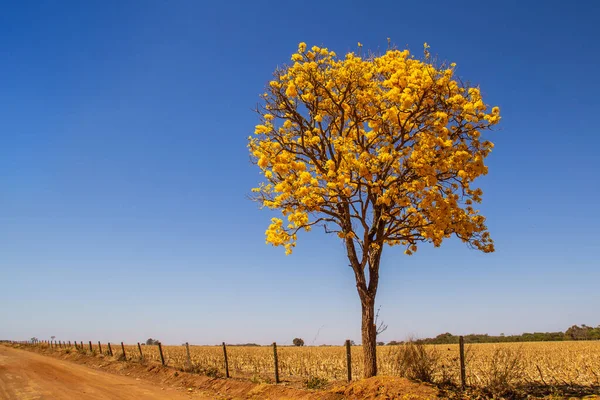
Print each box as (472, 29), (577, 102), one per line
(1, 0), (599, 345)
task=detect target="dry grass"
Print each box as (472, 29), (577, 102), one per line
(107, 341), (600, 390)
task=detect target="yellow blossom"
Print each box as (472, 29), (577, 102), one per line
(249, 41), (499, 260)
(285, 83), (297, 97)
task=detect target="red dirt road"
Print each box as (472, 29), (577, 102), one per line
(0, 346), (207, 400)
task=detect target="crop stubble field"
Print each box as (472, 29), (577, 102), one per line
(111, 341), (599, 388)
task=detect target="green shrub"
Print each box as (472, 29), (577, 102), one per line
(305, 376), (328, 389)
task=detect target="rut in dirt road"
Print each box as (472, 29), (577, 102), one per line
(0, 346), (207, 400)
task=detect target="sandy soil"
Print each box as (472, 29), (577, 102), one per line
(0, 345), (204, 399)
(0, 344), (442, 399)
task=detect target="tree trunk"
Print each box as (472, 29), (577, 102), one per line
(360, 293), (377, 378)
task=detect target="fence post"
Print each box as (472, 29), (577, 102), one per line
(272, 342), (280, 384)
(137, 342), (144, 360)
(184, 342), (192, 370)
(158, 342), (165, 366)
(89, 341), (93, 352)
(107, 342), (113, 356)
(81, 341), (84, 350)
(98, 341), (103, 354)
(459, 336), (466, 389)
(222, 342), (230, 378)
(345, 339), (352, 382)
(121, 342), (127, 361)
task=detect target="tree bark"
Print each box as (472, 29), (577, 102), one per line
(360, 292), (377, 378)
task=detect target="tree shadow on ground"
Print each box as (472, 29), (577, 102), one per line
(438, 383), (600, 399)
(517, 383), (600, 398)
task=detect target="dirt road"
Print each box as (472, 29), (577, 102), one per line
(0, 346), (207, 399)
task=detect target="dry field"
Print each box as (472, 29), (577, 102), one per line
(107, 341), (600, 388)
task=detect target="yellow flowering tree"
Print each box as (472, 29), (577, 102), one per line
(248, 42), (500, 378)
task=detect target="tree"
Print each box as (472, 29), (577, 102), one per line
(249, 42), (500, 378)
(146, 338), (159, 345)
(292, 337), (305, 346)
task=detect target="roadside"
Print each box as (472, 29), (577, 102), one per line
(0, 344), (439, 399)
(0, 345), (207, 399)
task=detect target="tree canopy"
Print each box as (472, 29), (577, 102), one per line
(249, 42), (500, 258)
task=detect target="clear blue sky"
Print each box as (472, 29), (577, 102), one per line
(1, 0), (599, 345)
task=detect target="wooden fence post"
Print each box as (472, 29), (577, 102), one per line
(81, 341), (84, 350)
(107, 342), (113, 356)
(459, 336), (466, 389)
(98, 341), (103, 354)
(158, 342), (165, 366)
(68, 341), (71, 347)
(89, 341), (93, 352)
(137, 342), (144, 360)
(222, 342), (230, 378)
(185, 342), (192, 369)
(272, 342), (280, 384)
(121, 342), (127, 361)
(345, 339), (352, 382)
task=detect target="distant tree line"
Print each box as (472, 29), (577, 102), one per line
(138, 325), (598, 349)
(386, 324), (600, 345)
